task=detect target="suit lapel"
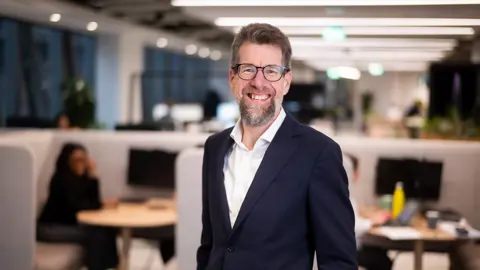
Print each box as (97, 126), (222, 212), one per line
(231, 114), (300, 232)
(214, 131), (234, 233)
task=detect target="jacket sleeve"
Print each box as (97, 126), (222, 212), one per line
(308, 141), (358, 270)
(196, 137), (213, 270)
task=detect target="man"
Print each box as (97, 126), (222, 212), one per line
(343, 153), (392, 270)
(197, 23), (357, 270)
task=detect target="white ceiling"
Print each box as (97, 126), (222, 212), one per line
(179, 3), (480, 71)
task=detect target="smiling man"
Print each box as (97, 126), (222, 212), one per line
(197, 23), (357, 270)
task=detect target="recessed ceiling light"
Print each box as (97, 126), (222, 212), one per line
(216, 17), (480, 27)
(173, 0), (480, 6)
(156, 38), (168, 48)
(50, 13), (61, 23)
(86, 22), (98, 31)
(198, 47), (210, 58)
(185, 44), (198, 55)
(210, 50), (222, 61)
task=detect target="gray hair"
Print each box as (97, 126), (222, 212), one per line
(230, 23), (292, 68)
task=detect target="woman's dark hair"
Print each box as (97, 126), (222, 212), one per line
(55, 142), (86, 175)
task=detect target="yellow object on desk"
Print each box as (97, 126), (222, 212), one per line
(392, 181), (405, 218)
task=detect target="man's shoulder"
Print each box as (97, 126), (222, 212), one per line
(204, 126), (233, 147)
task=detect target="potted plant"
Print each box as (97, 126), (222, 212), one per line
(61, 78), (95, 129)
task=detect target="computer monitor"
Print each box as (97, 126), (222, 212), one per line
(127, 148), (177, 189)
(374, 157), (443, 201)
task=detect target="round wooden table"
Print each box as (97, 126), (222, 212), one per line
(77, 202), (176, 270)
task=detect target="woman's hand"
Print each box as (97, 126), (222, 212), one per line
(369, 210), (391, 226)
(103, 198), (119, 209)
(87, 158), (98, 179)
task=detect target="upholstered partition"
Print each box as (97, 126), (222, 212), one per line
(336, 137), (480, 227)
(0, 144), (35, 270)
(176, 147), (204, 270)
(34, 131), (208, 210)
(0, 129), (209, 217)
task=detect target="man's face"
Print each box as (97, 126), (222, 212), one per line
(229, 43), (292, 127)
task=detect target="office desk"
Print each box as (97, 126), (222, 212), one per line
(78, 202), (176, 270)
(367, 213), (474, 270)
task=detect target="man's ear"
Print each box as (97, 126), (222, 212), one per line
(229, 68), (236, 92)
(283, 71), (292, 95)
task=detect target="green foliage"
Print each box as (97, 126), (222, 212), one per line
(423, 106), (479, 139)
(361, 92), (374, 116)
(61, 78), (95, 129)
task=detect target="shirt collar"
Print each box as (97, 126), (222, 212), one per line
(230, 107), (287, 147)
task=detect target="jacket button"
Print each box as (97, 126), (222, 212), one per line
(227, 246), (234, 252)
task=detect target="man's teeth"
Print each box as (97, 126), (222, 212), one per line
(251, 94), (268, 100)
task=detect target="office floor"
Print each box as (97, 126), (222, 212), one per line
(126, 239), (450, 270)
(126, 239), (176, 270)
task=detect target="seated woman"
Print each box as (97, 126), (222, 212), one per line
(37, 143), (118, 270)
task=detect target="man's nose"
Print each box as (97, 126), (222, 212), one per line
(250, 69), (267, 88)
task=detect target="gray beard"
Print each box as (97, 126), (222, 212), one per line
(239, 97), (276, 127)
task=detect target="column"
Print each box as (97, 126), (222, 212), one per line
(95, 30), (144, 127)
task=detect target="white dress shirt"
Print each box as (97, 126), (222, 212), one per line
(223, 108), (287, 227)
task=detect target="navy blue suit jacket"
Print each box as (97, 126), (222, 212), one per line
(197, 113), (357, 270)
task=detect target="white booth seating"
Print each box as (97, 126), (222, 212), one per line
(3, 128), (480, 270)
(0, 136), (84, 270)
(0, 130), (209, 270)
(0, 144), (37, 269)
(176, 148), (205, 270)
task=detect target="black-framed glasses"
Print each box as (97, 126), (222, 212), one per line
(232, 64), (290, 82)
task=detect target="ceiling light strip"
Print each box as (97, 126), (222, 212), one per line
(173, 0), (480, 6)
(216, 17), (480, 27)
(238, 26), (475, 35)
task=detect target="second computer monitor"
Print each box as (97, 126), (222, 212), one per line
(374, 157), (443, 201)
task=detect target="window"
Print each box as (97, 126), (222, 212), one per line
(0, 17), (97, 125)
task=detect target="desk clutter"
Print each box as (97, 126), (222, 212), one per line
(373, 180), (479, 240)
(377, 227), (422, 240)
